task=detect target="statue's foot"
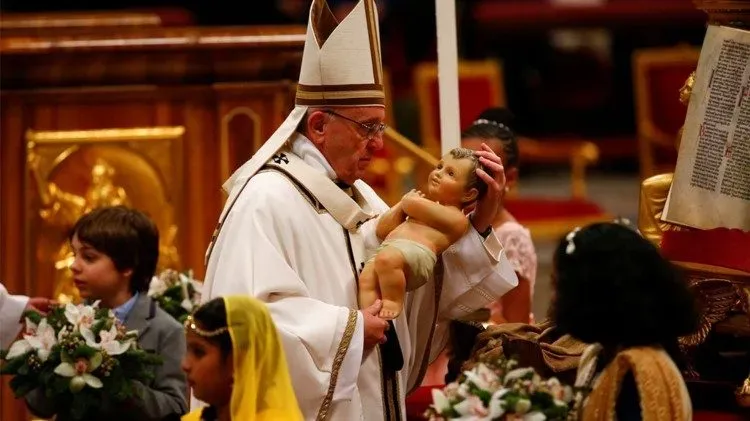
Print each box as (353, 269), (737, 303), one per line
(379, 309), (400, 320)
(379, 300), (402, 320)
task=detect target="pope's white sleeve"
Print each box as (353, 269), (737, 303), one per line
(438, 227), (518, 321)
(0, 283), (28, 350)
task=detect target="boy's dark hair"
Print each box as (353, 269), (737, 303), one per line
(70, 205), (159, 294)
(448, 147), (490, 203)
(461, 107), (520, 169)
(551, 222), (699, 349)
(193, 298), (232, 358)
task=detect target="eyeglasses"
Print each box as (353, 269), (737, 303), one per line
(325, 109), (386, 139)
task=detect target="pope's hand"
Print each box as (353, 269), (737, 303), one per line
(361, 299), (388, 350)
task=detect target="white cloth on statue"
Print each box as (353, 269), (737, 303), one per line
(201, 134), (518, 420)
(0, 282), (29, 350)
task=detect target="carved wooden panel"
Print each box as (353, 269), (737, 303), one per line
(0, 25), (302, 420)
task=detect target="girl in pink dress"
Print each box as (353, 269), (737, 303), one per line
(462, 108), (537, 324)
(419, 108), (537, 386)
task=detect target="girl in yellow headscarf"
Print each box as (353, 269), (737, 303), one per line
(180, 296), (303, 421)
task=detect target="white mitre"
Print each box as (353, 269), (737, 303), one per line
(222, 0), (385, 194)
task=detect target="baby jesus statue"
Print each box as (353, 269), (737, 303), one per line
(359, 148), (489, 319)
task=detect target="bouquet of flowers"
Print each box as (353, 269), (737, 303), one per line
(0, 301), (162, 420)
(148, 268), (202, 323)
(425, 355), (584, 421)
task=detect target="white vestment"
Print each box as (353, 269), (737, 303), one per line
(203, 135), (518, 420)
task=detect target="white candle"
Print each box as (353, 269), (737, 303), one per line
(435, 0), (461, 155)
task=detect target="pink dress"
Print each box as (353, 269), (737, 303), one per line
(487, 221), (537, 323)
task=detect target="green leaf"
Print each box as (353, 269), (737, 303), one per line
(9, 375), (36, 397)
(0, 353), (29, 374)
(23, 310), (43, 325)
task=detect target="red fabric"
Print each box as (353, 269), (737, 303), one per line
(427, 77), (498, 138)
(661, 228), (750, 274)
(406, 386), (441, 421)
(646, 65), (696, 138)
(504, 198), (606, 223)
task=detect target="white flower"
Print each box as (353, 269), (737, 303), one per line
(457, 382), (471, 398)
(81, 325), (132, 356)
(454, 395), (488, 417)
(180, 298), (194, 312)
(523, 411), (547, 421)
(5, 340), (31, 360)
(64, 302), (99, 331)
(463, 363), (500, 392)
(504, 367), (535, 384)
(147, 275), (168, 297)
(514, 398), (532, 414)
(24, 317), (38, 335)
(431, 388), (452, 414)
(6, 319), (57, 361)
(443, 383), (461, 400)
(487, 388), (509, 419)
(54, 353), (103, 393)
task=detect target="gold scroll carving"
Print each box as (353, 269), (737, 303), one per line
(25, 127), (185, 303)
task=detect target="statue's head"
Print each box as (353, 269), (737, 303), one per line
(426, 147), (490, 209)
(679, 71), (696, 106)
(91, 159), (116, 183)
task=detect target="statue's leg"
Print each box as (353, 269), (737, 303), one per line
(358, 261), (380, 309)
(373, 247), (407, 320)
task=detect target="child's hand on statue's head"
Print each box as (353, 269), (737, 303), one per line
(471, 144), (507, 232)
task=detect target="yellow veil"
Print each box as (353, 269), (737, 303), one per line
(183, 295), (302, 421)
(225, 295), (302, 420)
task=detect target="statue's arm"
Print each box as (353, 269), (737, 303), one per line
(375, 201), (406, 240)
(401, 195), (468, 239)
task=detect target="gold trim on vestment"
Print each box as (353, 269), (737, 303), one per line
(316, 308), (358, 420)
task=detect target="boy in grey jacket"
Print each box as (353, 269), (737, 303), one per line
(26, 206), (187, 420)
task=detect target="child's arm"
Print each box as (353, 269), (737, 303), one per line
(375, 199), (407, 241)
(131, 324), (188, 418)
(401, 195), (469, 240)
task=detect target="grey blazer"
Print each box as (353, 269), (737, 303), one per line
(26, 294), (188, 421)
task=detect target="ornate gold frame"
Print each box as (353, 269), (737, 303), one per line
(24, 126), (185, 297)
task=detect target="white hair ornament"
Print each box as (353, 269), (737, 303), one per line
(473, 118), (509, 131)
(565, 227), (581, 255)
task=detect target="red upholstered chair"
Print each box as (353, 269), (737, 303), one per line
(413, 60), (610, 240)
(414, 60), (507, 157)
(632, 45), (701, 180)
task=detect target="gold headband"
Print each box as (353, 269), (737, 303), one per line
(183, 314), (229, 338)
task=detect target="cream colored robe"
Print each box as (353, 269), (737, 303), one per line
(202, 137), (518, 420)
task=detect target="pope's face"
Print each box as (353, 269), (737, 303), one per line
(314, 106), (386, 185)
